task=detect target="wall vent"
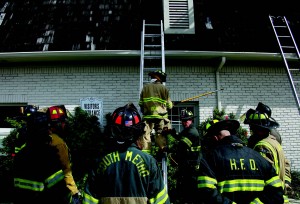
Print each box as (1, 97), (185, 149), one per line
(163, 0), (195, 34)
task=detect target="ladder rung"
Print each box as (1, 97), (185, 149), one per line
(278, 36), (291, 38)
(144, 68), (161, 71)
(145, 23), (160, 27)
(289, 68), (300, 71)
(145, 45), (161, 48)
(281, 46), (295, 49)
(274, 25), (287, 28)
(144, 56), (161, 59)
(145, 34), (161, 37)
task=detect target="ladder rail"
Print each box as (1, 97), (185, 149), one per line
(139, 19), (168, 190)
(283, 16), (300, 58)
(139, 20), (165, 91)
(139, 20), (145, 94)
(269, 15), (300, 111)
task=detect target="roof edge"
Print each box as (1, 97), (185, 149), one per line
(0, 50), (294, 63)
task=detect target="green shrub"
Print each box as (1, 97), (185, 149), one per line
(288, 171), (300, 199)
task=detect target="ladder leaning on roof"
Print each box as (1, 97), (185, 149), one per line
(139, 20), (166, 93)
(139, 19), (168, 191)
(269, 15), (300, 112)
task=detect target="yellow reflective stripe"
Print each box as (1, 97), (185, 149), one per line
(255, 141), (280, 175)
(181, 137), (192, 147)
(250, 197), (263, 204)
(83, 192), (99, 204)
(284, 195), (289, 203)
(197, 176), (217, 189)
(191, 146), (201, 152)
(142, 97), (167, 104)
(14, 178), (44, 191)
(143, 115), (168, 119)
(217, 179), (265, 193)
(149, 185), (169, 204)
(265, 175), (283, 188)
(15, 143), (26, 153)
(142, 149), (152, 154)
(45, 169), (64, 188)
(285, 175), (292, 183)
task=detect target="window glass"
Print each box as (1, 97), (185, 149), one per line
(168, 101), (199, 132)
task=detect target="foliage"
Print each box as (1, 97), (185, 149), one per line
(288, 171), (300, 199)
(198, 107), (248, 145)
(0, 119), (24, 202)
(63, 106), (105, 190)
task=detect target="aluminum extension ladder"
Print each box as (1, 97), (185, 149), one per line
(139, 20), (166, 93)
(269, 15), (300, 111)
(139, 19), (168, 191)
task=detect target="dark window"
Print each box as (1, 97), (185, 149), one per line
(0, 105), (26, 128)
(168, 101), (199, 132)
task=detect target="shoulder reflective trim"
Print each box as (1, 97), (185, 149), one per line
(265, 175), (283, 188)
(197, 176), (217, 189)
(255, 141), (280, 175)
(149, 186), (169, 204)
(45, 169), (64, 188)
(181, 137), (192, 147)
(14, 178), (44, 191)
(217, 179), (265, 193)
(83, 192), (99, 204)
(250, 198), (263, 204)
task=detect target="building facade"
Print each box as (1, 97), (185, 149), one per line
(0, 0), (300, 171)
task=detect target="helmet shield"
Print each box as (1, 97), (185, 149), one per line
(47, 105), (67, 122)
(111, 103), (145, 145)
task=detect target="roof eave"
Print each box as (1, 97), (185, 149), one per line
(0, 50), (295, 63)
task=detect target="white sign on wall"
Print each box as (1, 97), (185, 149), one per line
(80, 97), (103, 126)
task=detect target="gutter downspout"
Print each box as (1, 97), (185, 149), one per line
(216, 57), (226, 110)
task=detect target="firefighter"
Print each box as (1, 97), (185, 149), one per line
(169, 109), (201, 204)
(83, 103), (170, 204)
(197, 119), (284, 204)
(46, 105), (68, 137)
(244, 103), (292, 203)
(46, 105), (81, 203)
(14, 105), (38, 155)
(13, 110), (81, 204)
(139, 70), (173, 154)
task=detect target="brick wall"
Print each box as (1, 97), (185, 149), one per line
(0, 62), (299, 171)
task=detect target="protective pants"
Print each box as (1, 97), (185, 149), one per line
(142, 118), (171, 153)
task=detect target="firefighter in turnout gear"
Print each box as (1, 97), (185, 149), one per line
(244, 102), (291, 203)
(83, 103), (170, 204)
(197, 119), (284, 204)
(139, 70), (173, 154)
(169, 109), (201, 204)
(14, 105), (38, 155)
(13, 107), (80, 204)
